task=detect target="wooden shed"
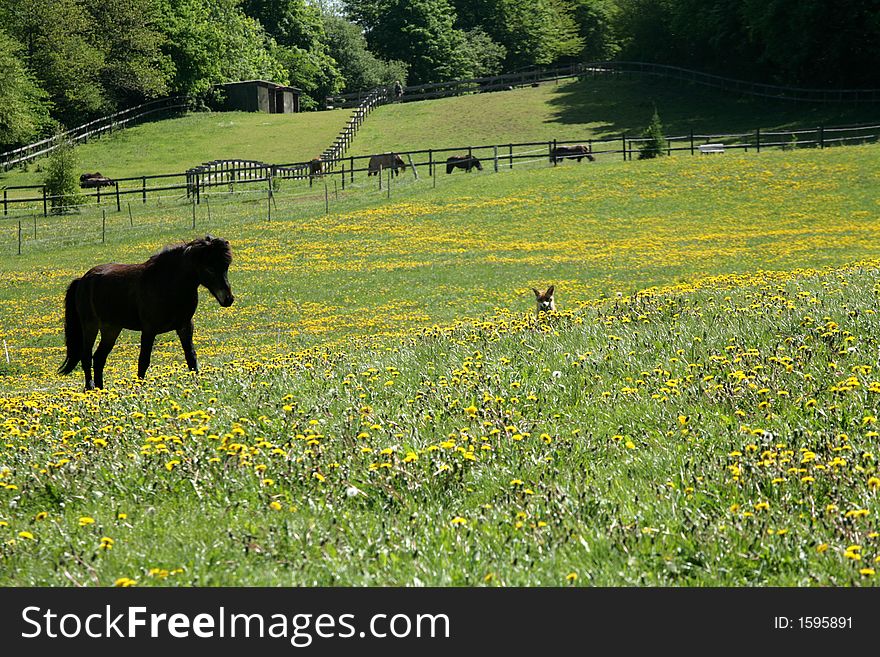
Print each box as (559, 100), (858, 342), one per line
(215, 80), (301, 113)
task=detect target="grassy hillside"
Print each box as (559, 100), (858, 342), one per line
(0, 109), (350, 188)
(2, 143), (880, 585)
(351, 77), (880, 155)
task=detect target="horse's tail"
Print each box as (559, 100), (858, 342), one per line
(58, 279), (82, 375)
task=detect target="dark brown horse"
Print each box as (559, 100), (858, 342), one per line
(59, 236), (234, 390)
(308, 157), (323, 178)
(551, 145), (595, 164)
(446, 155), (483, 174)
(79, 172), (114, 188)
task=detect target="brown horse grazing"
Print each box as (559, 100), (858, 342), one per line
(551, 145), (595, 164)
(59, 236), (234, 390)
(308, 157), (323, 177)
(446, 155), (483, 174)
(368, 153), (406, 177)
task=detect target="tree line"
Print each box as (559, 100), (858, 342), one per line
(2, 0), (877, 151)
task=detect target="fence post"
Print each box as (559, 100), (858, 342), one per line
(325, 180), (329, 213)
(387, 166), (391, 199)
(43, 186), (48, 217)
(97, 185), (101, 205)
(17, 220), (21, 255)
(350, 156), (355, 183)
(551, 139), (557, 165)
(494, 145), (499, 173)
(818, 126), (824, 149)
(128, 202), (133, 227)
(102, 209), (106, 243)
(33, 212), (36, 239)
(428, 149), (433, 177)
(756, 128), (761, 153)
(192, 198), (196, 229)
(622, 133), (627, 161)
(3, 188), (6, 215)
(115, 182), (121, 212)
(509, 144), (513, 169)
(341, 163), (345, 190)
(378, 166), (382, 190)
(689, 131), (694, 156)
(142, 176), (147, 203)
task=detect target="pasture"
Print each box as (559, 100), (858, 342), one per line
(2, 143), (880, 585)
(350, 76), (880, 155)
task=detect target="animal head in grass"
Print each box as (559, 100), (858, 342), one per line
(532, 285), (556, 317)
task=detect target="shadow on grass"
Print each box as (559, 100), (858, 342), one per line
(546, 77), (880, 138)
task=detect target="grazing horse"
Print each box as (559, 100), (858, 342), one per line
(368, 153), (406, 177)
(59, 235), (234, 390)
(79, 172), (114, 188)
(551, 145), (595, 164)
(446, 155), (483, 174)
(308, 157), (323, 178)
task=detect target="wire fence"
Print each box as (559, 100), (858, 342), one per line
(3, 121), (879, 256)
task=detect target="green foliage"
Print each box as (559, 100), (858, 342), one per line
(0, 30), (53, 148)
(569, 0), (620, 60)
(43, 138), (82, 213)
(462, 28), (507, 77)
(242, 0), (343, 107)
(158, 0), (287, 95)
(638, 107), (665, 159)
(345, 0), (473, 84)
(2, 0), (108, 123)
(323, 15), (408, 92)
(86, 0), (173, 106)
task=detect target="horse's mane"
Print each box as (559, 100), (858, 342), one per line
(148, 236), (232, 266)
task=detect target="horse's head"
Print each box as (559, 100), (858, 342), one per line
(473, 157), (483, 170)
(185, 235), (234, 307)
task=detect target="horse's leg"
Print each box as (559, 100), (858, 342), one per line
(80, 323), (99, 390)
(137, 332), (156, 379)
(176, 321), (198, 372)
(92, 326), (121, 389)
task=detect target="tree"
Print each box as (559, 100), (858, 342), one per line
(462, 28), (507, 77)
(345, 0), (472, 84)
(638, 108), (665, 159)
(323, 15), (408, 92)
(43, 138), (82, 214)
(159, 0), (287, 95)
(86, 0), (173, 107)
(449, 0), (583, 69)
(569, 0), (620, 61)
(0, 30), (53, 149)
(241, 0), (343, 107)
(2, 0), (107, 123)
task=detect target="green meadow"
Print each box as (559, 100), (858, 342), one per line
(1, 86), (880, 585)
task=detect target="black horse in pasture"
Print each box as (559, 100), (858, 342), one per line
(368, 153), (406, 177)
(551, 144), (595, 164)
(308, 157), (323, 178)
(59, 235), (234, 390)
(446, 155), (483, 174)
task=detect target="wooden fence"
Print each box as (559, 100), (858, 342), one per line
(327, 61), (880, 109)
(0, 96), (188, 171)
(2, 122), (878, 218)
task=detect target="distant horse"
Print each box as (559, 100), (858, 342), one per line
(551, 145), (595, 164)
(308, 157), (323, 178)
(59, 235), (234, 390)
(79, 172), (114, 188)
(446, 155), (483, 174)
(368, 153), (406, 177)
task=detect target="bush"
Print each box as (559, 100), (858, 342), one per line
(638, 108), (666, 160)
(43, 138), (82, 214)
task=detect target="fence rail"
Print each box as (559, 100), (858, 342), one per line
(0, 96), (188, 171)
(327, 61), (880, 109)
(3, 122), (878, 218)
